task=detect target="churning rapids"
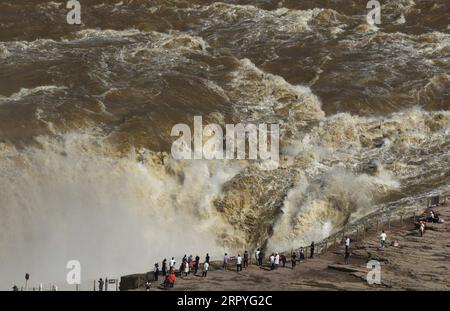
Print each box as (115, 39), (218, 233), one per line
(0, 0), (449, 288)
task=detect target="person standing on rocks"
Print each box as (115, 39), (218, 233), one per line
(180, 260), (186, 278)
(310, 242), (315, 258)
(194, 255), (200, 275)
(243, 251), (249, 268)
(255, 249), (261, 266)
(169, 257), (176, 270)
(291, 252), (297, 269)
(162, 258), (167, 276)
(202, 261), (209, 277)
(223, 253), (229, 270)
(205, 253), (210, 264)
(380, 230), (387, 248)
(419, 221), (426, 237)
(269, 253), (275, 270)
(300, 247), (305, 260)
(236, 254), (243, 272)
(184, 258), (189, 276)
(98, 278), (104, 291)
(345, 236), (350, 253)
(154, 263), (160, 281)
(344, 249), (350, 265)
(275, 252), (280, 269)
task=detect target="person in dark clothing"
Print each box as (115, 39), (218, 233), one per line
(280, 254), (286, 267)
(12, 285), (19, 291)
(162, 259), (167, 276)
(291, 252), (297, 269)
(98, 278), (104, 291)
(194, 255), (200, 274)
(205, 253), (210, 264)
(258, 250), (263, 266)
(154, 263), (160, 281)
(243, 251), (249, 268)
(344, 250), (350, 265)
(310, 242), (315, 259)
(300, 247), (305, 260)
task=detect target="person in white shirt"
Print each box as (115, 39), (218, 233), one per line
(274, 252), (280, 268)
(202, 261), (209, 277)
(255, 249), (261, 266)
(345, 236), (350, 252)
(380, 230), (387, 248)
(169, 257), (176, 270)
(236, 254), (242, 272)
(269, 254), (275, 270)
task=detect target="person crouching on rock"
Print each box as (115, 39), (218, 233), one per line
(164, 271), (176, 289)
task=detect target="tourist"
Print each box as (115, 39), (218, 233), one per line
(180, 261), (186, 278)
(310, 242), (315, 258)
(163, 274), (170, 289)
(274, 252), (279, 268)
(205, 253), (210, 264)
(236, 254), (242, 272)
(169, 271), (176, 287)
(243, 251), (249, 268)
(255, 249), (261, 266)
(223, 253), (229, 270)
(281, 254), (287, 267)
(162, 258), (167, 276)
(98, 278), (104, 291)
(169, 257), (176, 269)
(258, 250), (263, 266)
(419, 221), (426, 237)
(428, 211), (439, 223)
(345, 236), (350, 253)
(184, 259), (189, 276)
(164, 271), (176, 289)
(195, 255), (200, 274)
(291, 252), (297, 269)
(189, 258), (195, 274)
(380, 230), (387, 248)
(269, 253), (275, 270)
(203, 261), (209, 277)
(154, 263), (160, 281)
(299, 247), (305, 260)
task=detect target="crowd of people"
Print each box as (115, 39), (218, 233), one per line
(148, 240), (325, 290)
(141, 206), (446, 290)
